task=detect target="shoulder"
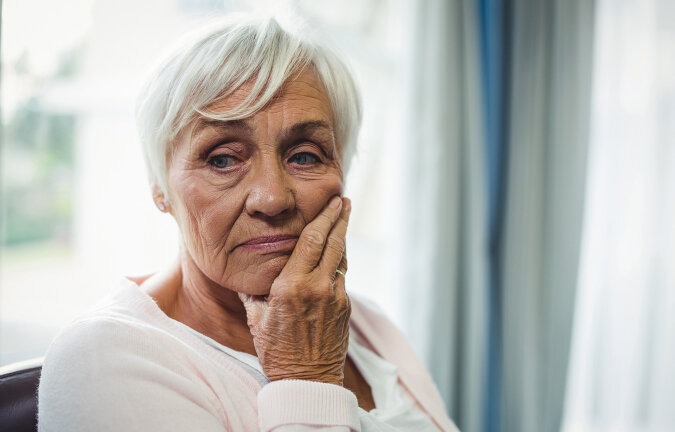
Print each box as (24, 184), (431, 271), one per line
(38, 317), (231, 431)
(348, 292), (403, 341)
(40, 280), (179, 379)
(38, 278), (212, 393)
(37, 288), (227, 431)
(41, 314), (158, 374)
(347, 293), (459, 432)
(38, 314), (182, 406)
(347, 292), (415, 368)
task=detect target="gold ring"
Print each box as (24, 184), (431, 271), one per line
(335, 269), (346, 277)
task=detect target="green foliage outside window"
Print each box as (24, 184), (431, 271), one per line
(2, 100), (76, 247)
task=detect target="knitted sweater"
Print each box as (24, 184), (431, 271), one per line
(37, 278), (459, 432)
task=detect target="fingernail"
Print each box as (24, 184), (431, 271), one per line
(329, 196), (342, 209)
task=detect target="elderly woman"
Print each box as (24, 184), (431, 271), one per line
(37, 16), (458, 432)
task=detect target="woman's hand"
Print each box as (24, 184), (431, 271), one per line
(239, 196), (352, 386)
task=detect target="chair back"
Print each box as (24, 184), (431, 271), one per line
(0, 359), (43, 432)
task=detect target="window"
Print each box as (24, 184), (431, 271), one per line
(0, 0), (404, 366)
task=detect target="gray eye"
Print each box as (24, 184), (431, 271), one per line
(289, 153), (320, 165)
(209, 155), (237, 168)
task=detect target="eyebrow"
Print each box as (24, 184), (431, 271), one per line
(192, 118), (253, 137)
(283, 120), (334, 140)
(192, 118), (334, 140)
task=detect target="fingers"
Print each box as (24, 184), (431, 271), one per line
(238, 292), (266, 328)
(336, 254), (348, 278)
(333, 254), (350, 324)
(283, 196), (343, 274)
(319, 201), (351, 278)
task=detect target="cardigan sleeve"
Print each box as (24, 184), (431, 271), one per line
(37, 318), (228, 432)
(257, 379), (360, 431)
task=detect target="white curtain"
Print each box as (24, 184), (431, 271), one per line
(397, 1), (488, 431)
(563, 0), (675, 431)
(499, 1), (595, 432)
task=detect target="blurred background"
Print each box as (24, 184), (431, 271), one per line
(1, 0), (673, 431)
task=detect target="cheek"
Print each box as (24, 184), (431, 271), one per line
(294, 174), (344, 222)
(171, 176), (241, 252)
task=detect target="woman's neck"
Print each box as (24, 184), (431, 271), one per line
(142, 252), (257, 356)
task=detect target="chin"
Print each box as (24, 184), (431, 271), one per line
(230, 254), (290, 295)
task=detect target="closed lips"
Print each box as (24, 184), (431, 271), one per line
(234, 235), (300, 253)
(241, 235), (298, 246)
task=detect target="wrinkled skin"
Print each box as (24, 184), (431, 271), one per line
(240, 196), (351, 384)
(143, 70), (373, 406)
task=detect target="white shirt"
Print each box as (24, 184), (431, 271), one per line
(184, 323), (440, 431)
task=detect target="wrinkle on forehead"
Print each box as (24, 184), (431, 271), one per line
(179, 69), (336, 154)
(208, 68), (333, 116)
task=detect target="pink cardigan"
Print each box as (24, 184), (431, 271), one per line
(37, 279), (459, 431)
(349, 296), (458, 431)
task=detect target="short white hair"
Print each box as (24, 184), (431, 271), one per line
(135, 15), (362, 195)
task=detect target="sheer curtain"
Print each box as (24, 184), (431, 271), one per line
(398, 2), (598, 432)
(499, 1), (595, 432)
(398, 1), (488, 431)
(563, 0), (675, 431)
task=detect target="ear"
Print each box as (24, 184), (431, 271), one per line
(151, 184), (171, 213)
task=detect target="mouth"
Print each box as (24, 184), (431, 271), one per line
(236, 235), (299, 253)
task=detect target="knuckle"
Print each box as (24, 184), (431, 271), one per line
(301, 287), (329, 304)
(316, 280), (333, 293)
(303, 229), (325, 248)
(335, 290), (348, 308)
(312, 212), (333, 230)
(343, 298), (352, 317)
(336, 293), (351, 317)
(326, 237), (346, 254)
(295, 242), (315, 259)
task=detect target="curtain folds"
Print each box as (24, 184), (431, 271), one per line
(398, 1), (488, 432)
(499, 1), (595, 431)
(563, 1), (675, 430)
(399, 1), (596, 432)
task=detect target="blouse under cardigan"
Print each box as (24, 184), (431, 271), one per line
(37, 278), (459, 432)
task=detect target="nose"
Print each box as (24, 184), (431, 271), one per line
(244, 158), (295, 218)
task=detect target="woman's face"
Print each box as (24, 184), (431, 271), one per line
(165, 70), (343, 295)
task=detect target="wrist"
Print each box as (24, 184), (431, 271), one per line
(267, 371), (344, 386)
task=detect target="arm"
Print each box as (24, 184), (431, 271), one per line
(38, 319), (228, 432)
(240, 196), (359, 431)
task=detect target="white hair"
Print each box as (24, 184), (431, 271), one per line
(135, 15), (362, 195)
